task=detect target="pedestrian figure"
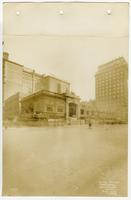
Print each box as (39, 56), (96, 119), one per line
(88, 119), (92, 129)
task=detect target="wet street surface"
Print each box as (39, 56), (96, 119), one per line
(2, 124), (128, 196)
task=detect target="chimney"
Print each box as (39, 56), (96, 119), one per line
(3, 52), (9, 60)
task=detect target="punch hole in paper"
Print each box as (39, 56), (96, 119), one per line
(59, 10), (64, 15)
(16, 11), (20, 16)
(106, 9), (112, 15)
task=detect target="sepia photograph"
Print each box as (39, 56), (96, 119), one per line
(2, 2), (129, 196)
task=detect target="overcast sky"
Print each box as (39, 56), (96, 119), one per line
(3, 3), (129, 101)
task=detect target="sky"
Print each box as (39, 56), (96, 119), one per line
(3, 2), (129, 101)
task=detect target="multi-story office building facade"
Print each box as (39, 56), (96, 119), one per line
(3, 52), (43, 100)
(95, 57), (128, 122)
(3, 52), (70, 100)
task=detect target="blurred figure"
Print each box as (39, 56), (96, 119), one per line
(88, 119), (92, 129)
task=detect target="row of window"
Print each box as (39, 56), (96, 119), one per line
(96, 88), (125, 93)
(96, 84), (124, 88)
(96, 84), (125, 89)
(97, 70), (125, 78)
(25, 105), (64, 113)
(46, 105), (64, 113)
(80, 109), (90, 115)
(97, 81), (124, 85)
(97, 96), (125, 100)
(97, 98), (126, 103)
(96, 85), (125, 90)
(97, 76), (124, 81)
(96, 76), (125, 83)
(96, 91), (125, 96)
(97, 72), (124, 77)
(97, 92), (126, 97)
(96, 80), (123, 85)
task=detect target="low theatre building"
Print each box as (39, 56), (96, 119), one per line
(3, 52), (80, 121)
(21, 90), (80, 120)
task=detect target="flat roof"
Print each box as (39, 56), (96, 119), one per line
(4, 58), (69, 81)
(4, 58), (43, 77)
(95, 57), (128, 76)
(98, 57), (127, 71)
(23, 70), (43, 77)
(44, 75), (70, 84)
(4, 59), (24, 68)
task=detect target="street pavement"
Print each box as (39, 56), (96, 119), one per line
(2, 124), (128, 196)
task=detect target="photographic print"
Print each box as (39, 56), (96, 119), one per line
(2, 2), (128, 196)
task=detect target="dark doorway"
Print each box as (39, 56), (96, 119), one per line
(69, 103), (77, 117)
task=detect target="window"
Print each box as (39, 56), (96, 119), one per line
(57, 106), (64, 112)
(81, 109), (84, 115)
(47, 105), (53, 112)
(28, 103), (34, 112)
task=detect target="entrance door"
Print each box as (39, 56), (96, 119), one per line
(69, 103), (77, 117)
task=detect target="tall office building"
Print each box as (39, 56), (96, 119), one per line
(95, 57), (128, 121)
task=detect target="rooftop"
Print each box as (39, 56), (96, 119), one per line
(21, 89), (66, 102)
(98, 57), (127, 71)
(44, 75), (70, 84)
(3, 52), (70, 82)
(95, 57), (128, 76)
